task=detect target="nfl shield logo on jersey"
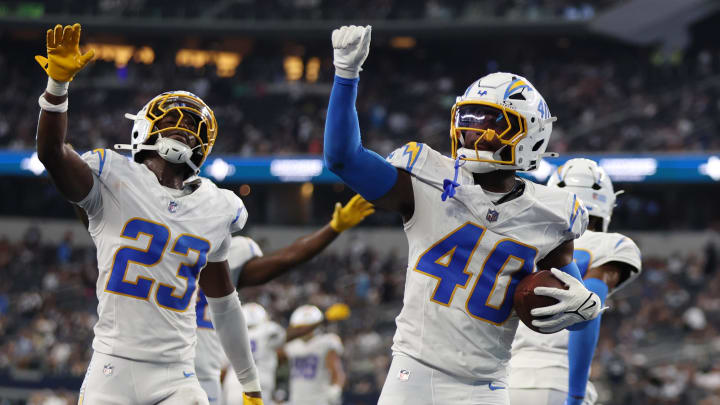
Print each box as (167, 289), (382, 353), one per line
(486, 209), (499, 222)
(103, 363), (113, 377)
(168, 201), (178, 213)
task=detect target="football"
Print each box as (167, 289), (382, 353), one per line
(513, 270), (567, 334)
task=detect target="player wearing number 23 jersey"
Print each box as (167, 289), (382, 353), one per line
(34, 23), (261, 404)
(324, 25), (602, 405)
(79, 149), (246, 363)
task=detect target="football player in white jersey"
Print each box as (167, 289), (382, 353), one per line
(194, 196), (373, 404)
(35, 24), (261, 404)
(222, 303), (352, 405)
(509, 159), (642, 405)
(221, 303), (286, 405)
(281, 305), (346, 405)
(323, 25), (605, 405)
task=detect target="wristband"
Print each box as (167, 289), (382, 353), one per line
(46, 77), (69, 96)
(38, 94), (68, 113)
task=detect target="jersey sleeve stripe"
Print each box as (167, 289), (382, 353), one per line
(93, 148), (107, 176)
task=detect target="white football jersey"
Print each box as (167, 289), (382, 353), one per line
(76, 149), (247, 363)
(509, 230), (642, 391)
(195, 236), (263, 380)
(385, 142), (588, 381)
(284, 333), (343, 405)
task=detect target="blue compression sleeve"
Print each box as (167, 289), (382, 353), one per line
(567, 278), (608, 402)
(559, 260), (583, 282)
(323, 75), (398, 201)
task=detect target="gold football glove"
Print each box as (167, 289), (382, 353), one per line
(242, 393), (263, 405)
(329, 194), (374, 233)
(35, 23), (95, 82)
(325, 303), (351, 322)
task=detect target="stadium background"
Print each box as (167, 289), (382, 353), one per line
(2, 0), (720, 403)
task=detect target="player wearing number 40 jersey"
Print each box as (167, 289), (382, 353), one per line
(324, 25), (604, 405)
(509, 159), (642, 405)
(35, 23), (261, 404)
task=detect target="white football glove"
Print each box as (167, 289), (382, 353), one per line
(530, 268), (605, 334)
(331, 25), (371, 79)
(326, 384), (342, 405)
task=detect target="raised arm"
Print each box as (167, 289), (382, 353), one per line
(236, 195), (374, 288)
(324, 25), (414, 218)
(35, 23), (95, 202)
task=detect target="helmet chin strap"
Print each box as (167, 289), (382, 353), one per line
(456, 148), (508, 173)
(115, 135), (201, 174)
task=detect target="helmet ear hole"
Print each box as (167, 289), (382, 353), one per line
(532, 140), (545, 152)
(556, 181), (566, 187)
(133, 131), (139, 139)
(592, 183), (602, 190)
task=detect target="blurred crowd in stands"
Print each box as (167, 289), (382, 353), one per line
(2, 33), (720, 158)
(1, 225), (720, 404)
(5, 0), (617, 21)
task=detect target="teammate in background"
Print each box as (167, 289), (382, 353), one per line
(194, 195), (373, 404)
(281, 305), (346, 405)
(222, 303), (351, 405)
(509, 159), (642, 405)
(35, 24), (261, 404)
(323, 25), (605, 404)
(222, 303), (285, 405)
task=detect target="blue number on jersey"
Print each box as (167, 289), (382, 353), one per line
(106, 218), (170, 299)
(573, 249), (592, 277)
(157, 235), (209, 311)
(414, 222), (485, 305)
(292, 355), (319, 379)
(196, 290), (214, 329)
(466, 239), (537, 324)
(106, 218), (210, 312)
(415, 222), (538, 324)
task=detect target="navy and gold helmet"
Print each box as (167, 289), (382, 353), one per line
(116, 91), (217, 175)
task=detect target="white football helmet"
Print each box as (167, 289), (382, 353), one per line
(548, 158), (622, 232)
(289, 305), (324, 327)
(115, 91), (218, 175)
(242, 303), (268, 328)
(450, 72), (557, 173)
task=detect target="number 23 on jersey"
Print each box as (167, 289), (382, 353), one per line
(104, 218), (210, 312)
(414, 222), (538, 325)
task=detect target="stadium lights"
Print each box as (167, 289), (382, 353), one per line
(20, 152), (45, 176)
(284, 56), (304, 81)
(699, 156), (720, 181)
(175, 49), (242, 77)
(206, 158), (236, 182)
(598, 158), (657, 182)
(83, 43), (154, 68)
(270, 158), (324, 182)
(390, 36), (417, 49)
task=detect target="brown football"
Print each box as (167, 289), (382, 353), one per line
(513, 270), (567, 334)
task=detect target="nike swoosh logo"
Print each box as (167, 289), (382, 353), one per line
(582, 299), (596, 313)
(183, 371), (195, 378)
(207, 397), (217, 402)
(488, 383), (505, 391)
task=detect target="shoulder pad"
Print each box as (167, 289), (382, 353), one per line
(386, 142), (458, 185)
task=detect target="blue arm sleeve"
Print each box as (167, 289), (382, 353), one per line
(558, 260), (583, 282)
(323, 75), (398, 201)
(567, 277), (608, 402)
